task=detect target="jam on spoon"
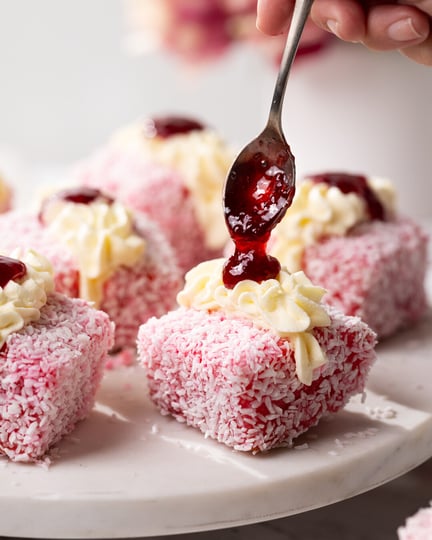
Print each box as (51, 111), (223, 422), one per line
(142, 115), (204, 139)
(0, 255), (27, 288)
(223, 0), (313, 289)
(309, 172), (386, 221)
(223, 146), (295, 288)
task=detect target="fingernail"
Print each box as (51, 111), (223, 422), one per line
(326, 19), (341, 38)
(387, 17), (426, 42)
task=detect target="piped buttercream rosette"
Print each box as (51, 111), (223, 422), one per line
(177, 258), (331, 385)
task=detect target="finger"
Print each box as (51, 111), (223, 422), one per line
(310, 0), (367, 42)
(256, 0), (295, 35)
(400, 31), (432, 64)
(394, 0), (432, 18)
(363, 4), (430, 50)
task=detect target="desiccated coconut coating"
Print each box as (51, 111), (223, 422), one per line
(137, 307), (377, 452)
(0, 292), (114, 462)
(398, 504), (432, 540)
(75, 147), (223, 274)
(0, 210), (182, 349)
(302, 217), (428, 338)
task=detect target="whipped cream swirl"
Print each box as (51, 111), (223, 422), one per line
(271, 177), (396, 272)
(0, 249), (54, 348)
(177, 258), (331, 385)
(112, 124), (234, 249)
(44, 199), (146, 306)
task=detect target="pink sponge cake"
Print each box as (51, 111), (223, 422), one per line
(75, 115), (234, 274)
(398, 504), (432, 540)
(0, 188), (182, 350)
(75, 147), (217, 274)
(270, 173), (429, 338)
(0, 250), (114, 462)
(138, 260), (377, 452)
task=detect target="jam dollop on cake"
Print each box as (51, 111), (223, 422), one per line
(0, 249), (114, 462)
(97, 114), (236, 268)
(268, 171), (428, 337)
(39, 187), (114, 224)
(0, 250), (55, 349)
(223, 150), (295, 288)
(57, 186), (114, 206)
(309, 172), (386, 221)
(143, 115), (204, 139)
(0, 255), (27, 288)
(269, 172), (397, 273)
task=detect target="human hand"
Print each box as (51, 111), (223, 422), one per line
(257, 0), (432, 65)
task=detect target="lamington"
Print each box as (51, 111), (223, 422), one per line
(269, 172), (429, 338)
(0, 187), (182, 350)
(0, 249), (114, 462)
(138, 148), (379, 452)
(398, 503), (432, 540)
(137, 259), (377, 452)
(75, 115), (234, 273)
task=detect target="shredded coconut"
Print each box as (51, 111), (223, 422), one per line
(137, 305), (377, 452)
(0, 293), (114, 462)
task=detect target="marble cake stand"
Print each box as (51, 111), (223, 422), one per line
(0, 291), (431, 539)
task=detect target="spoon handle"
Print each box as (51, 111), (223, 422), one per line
(268, 0), (314, 131)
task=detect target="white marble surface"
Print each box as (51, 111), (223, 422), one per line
(0, 300), (431, 539)
(140, 458), (432, 540)
(1, 451), (431, 540)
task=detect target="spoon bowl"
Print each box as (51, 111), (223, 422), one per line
(224, 124), (295, 241)
(223, 0), (314, 287)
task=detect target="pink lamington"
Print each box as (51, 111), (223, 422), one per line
(0, 210), (182, 350)
(398, 504), (432, 540)
(302, 217), (428, 338)
(137, 307), (377, 452)
(75, 147), (221, 273)
(0, 292), (114, 462)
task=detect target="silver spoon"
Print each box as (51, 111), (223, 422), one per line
(223, 0), (314, 239)
(222, 0), (314, 287)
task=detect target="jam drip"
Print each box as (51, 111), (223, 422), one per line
(143, 115), (204, 139)
(39, 187), (113, 224)
(310, 172), (385, 221)
(223, 151), (295, 289)
(0, 255), (27, 288)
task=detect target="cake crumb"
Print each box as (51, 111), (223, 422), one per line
(366, 406), (397, 420)
(294, 443), (309, 450)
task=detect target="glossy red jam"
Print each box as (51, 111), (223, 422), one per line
(309, 172), (385, 220)
(39, 187), (113, 224)
(56, 187), (113, 206)
(223, 150), (295, 288)
(143, 115), (204, 139)
(0, 255), (27, 288)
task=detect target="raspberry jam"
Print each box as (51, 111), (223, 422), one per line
(143, 115), (204, 139)
(39, 187), (113, 224)
(56, 187), (113, 206)
(0, 255), (27, 288)
(223, 150), (295, 288)
(309, 172), (385, 220)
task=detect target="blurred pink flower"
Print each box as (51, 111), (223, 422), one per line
(125, 0), (331, 65)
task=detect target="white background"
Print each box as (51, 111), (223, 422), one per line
(0, 0), (431, 218)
